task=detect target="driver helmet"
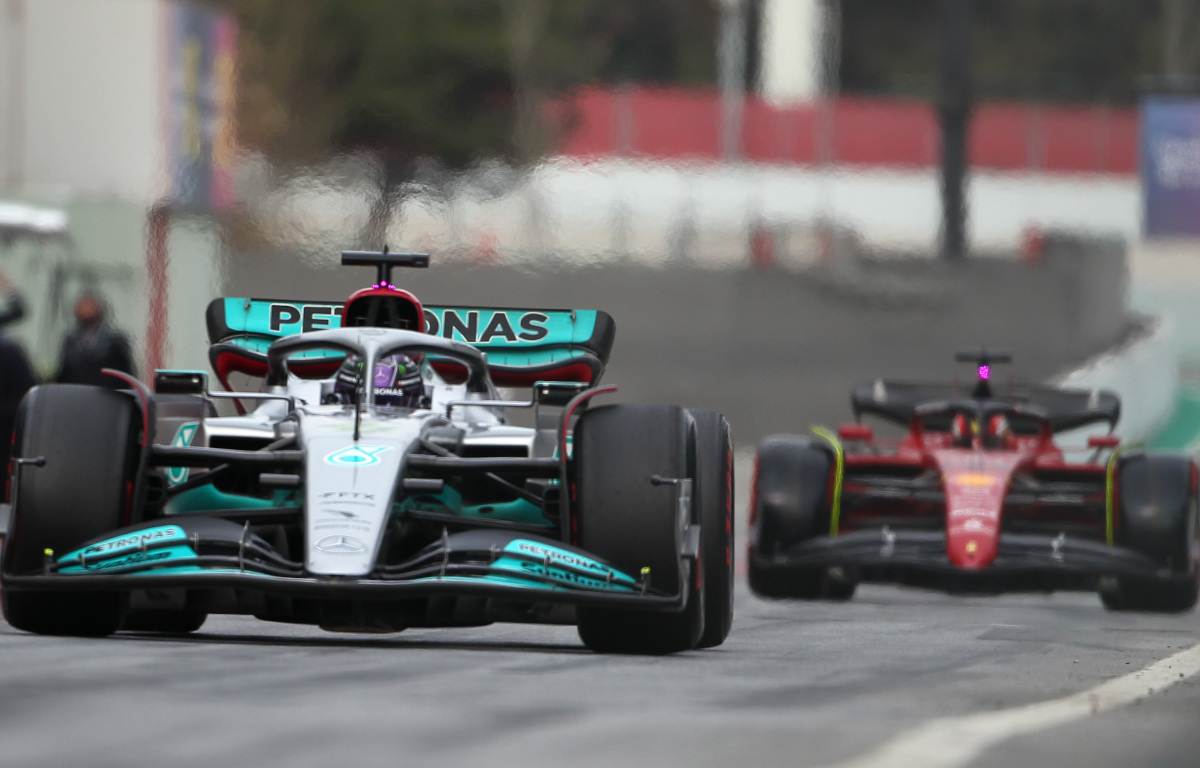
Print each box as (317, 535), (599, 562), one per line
(951, 413), (974, 447)
(985, 413), (1013, 448)
(334, 353), (426, 409)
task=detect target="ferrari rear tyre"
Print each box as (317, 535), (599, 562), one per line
(574, 404), (704, 654)
(748, 435), (857, 601)
(689, 409), (734, 649)
(2, 385), (140, 636)
(1101, 453), (1200, 613)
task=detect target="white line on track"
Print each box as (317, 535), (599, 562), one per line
(823, 642), (1200, 768)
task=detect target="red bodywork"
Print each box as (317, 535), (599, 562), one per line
(341, 286), (426, 333)
(936, 449), (1024, 569)
(837, 414), (1111, 570)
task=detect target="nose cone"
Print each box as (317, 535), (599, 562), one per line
(946, 523), (1000, 569)
(935, 450), (1021, 571)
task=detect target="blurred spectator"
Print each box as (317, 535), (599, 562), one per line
(0, 269), (26, 328)
(0, 337), (36, 472)
(55, 293), (136, 388)
(0, 271), (36, 471)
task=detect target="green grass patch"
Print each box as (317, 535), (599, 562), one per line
(1147, 385), (1200, 452)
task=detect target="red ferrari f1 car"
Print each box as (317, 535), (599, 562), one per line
(748, 351), (1200, 612)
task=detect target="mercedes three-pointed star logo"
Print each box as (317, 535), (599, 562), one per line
(314, 535), (367, 554)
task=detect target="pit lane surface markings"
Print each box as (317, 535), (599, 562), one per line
(823, 642), (1200, 768)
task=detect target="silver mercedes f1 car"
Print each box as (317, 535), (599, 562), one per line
(1, 251), (733, 654)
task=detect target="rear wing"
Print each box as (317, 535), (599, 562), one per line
(851, 380), (1121, 433)
(205, 298), (615, 390)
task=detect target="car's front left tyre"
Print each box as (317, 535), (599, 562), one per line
(689, 409), (735, 649)
(573, 404), (704, 654)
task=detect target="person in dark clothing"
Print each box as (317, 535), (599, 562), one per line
(0, 335), (37, 471)
(55, 292), (136, 388)
(0, 270), (36, 472)
(0, 270), (26, 329)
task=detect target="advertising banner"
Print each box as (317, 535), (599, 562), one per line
(1142, 97), (1200, 237)
(165, 1), (237, 212)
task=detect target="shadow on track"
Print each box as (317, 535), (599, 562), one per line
(107, 628), (595, 656)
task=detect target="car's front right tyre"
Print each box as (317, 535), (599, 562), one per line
(2, 385), (140, 636)
(747, 435), (857, 601)
(1101, 453), (1200, 613)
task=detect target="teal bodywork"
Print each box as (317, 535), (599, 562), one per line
(217, 298), (601, 369)
(54, 527), (635, 592)
(400, 484), (554, 527)
(165, 421), (199, 486)
(59, 525), (198, 574)
(166, 485), (298, 515)
(467, 539), (635, 592)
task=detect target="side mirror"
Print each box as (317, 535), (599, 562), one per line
(1087, 434), (1120, 449)
(155, 370), (208, 395)
(533, 381), (590, 408)
(838, 424), (873, 442)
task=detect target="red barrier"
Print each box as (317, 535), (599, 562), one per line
(549, 87), (1138, 175)
(631, 89), (721, 159)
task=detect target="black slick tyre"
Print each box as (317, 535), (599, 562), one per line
(121, 611), (208, 634)
(748, 435), (857, 601)
(1101, 453), (1199, 613)
(2, 385), (140, 636)
(574, 404), (703, 654)
(689, 409), (734, 649)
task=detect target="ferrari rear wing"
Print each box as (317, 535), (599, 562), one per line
(851, 380), (1120, 433)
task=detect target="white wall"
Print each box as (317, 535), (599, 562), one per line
(246, 157), (1141, 268)
(8, 0), (162, 203)
(759, 0), (824, 105)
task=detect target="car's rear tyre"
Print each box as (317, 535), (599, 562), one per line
(574, 404), (703, 654)
(689, 409), (734, 649)
(1100, 453), (1199, 613)
(748, 435), (857, 601)
(121, 611), (208, 634)
(1, 385), (140, 636)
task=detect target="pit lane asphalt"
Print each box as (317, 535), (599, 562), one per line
(2, 454), (1197, 768)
